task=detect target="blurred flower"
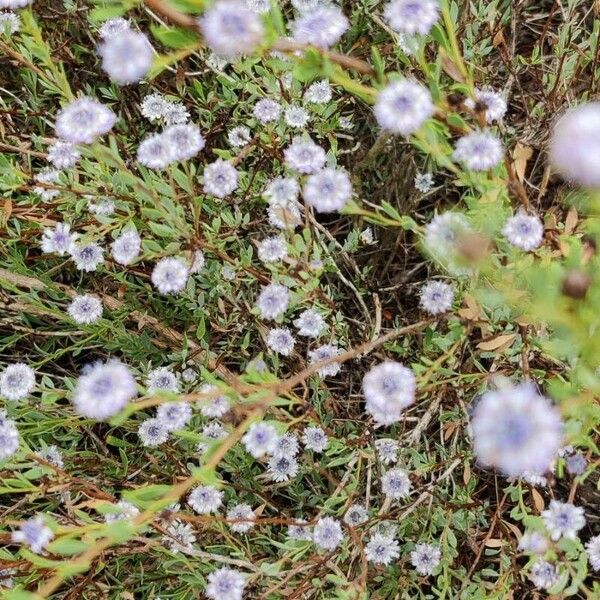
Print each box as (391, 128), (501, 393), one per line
(98, 17), (129, 40)
(47, 140), (80, 169)
(12, 515), (53, 554)
(0, 11), (20, 34)
(410, 543), (441, 575)
(586, 535), (600, 571)
(163, 124), (205, 161)
(305, 80), (332, 104)
(258, 236), (287, 263)
(67, 294), (103, 324)
(344, 504), (368, 526)
(292, 6), (349, 48)
(253, 98), (281, 123)
(375, 79), (434, 135)
(105, 499), (139, 523)
(304, 168), (352, 213)
(502, 212), (543, 251)
(146, 367), (179, 394)
(205, 567), (246, 600)
(284, 136), (326, 173)
(55, 97), (116, 144)
(313, 517), (344, 550)
(0, 363), (35, 400)
(284, 105), (310, 128)
(264, 176), (300, 205)
(70, 242), (104, 272)
(227, 503), (256, 533)
(41, 223), (78, 255)
(111, 230), (141, 265)
(384, 0), (439, 35)
(465, 88), (507, 123)
(302, 426), (328, 452)
(162, 520), (196, 553)
(137, 133), (174, 170)
(308, 344), (342, 376)
(151, 257), (189, 294)
(157, 401), (192, 431)
(382, 468), (411, 499)
(228, 125), (252, 147)
(375, 438), (399, 465)
(453, 131), (503, 171)
(256, 283), (290, 319)
(0, 419), (19, 459)
(188, 485), (223, 514)
(294, 309), (326, 338)
(542, 500), (585, 541)
(36, 445), (64, 468)
(529, 561), (558, 591)
(242, 421), (279, 457)
(203, 159), (238, 198)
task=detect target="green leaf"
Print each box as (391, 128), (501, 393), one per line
(150, 25), (199, 50)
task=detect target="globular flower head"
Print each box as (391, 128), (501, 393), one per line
(273, 433), (300, 457)
(227, 503), (256, 533)
(70, 242), (104, 272)
(199, 383), (230, 418)
(453, 131), (503, 171)
(518, 531), (549, 554)
(382, 468), (411, 499)
(162, 520), (196, 553)
(242, 421), (279, 458)
(188, 485), (223, 514)
(263, 176), (299, 205)
(34, 167), (60, 201)
(284, 136), (326, 174)
(308, 344), (342, 377)
(55, 97), (116, 144)
(146, 367), (179, 394)
(586, 535), (600, 572)
(205, 567), (246, 600)
(419, 280), (454, 314)
(363, 361), (416, 426)
(266, 327), (295, 356)
(111, 230), (141, 265)
(530, 560), (559, 591)
(0, 420), (19, 459)
(303, 168), (352, 213)
(344, 504), (368, 527)
(11, 515), (53, 554)
(99, 29), (153, 85)
(414, 172), (434, 193)
(163, 102), (190, 125)
(98, 17), (130, 39)
(163, 124), (205, 161)
(228, 125), (252, 147)
(375, 80), (434, 135)
(202, 421), (227, 440)
(105, 499), (140, 523)
(466, 88), (507, 123)
(470, 382), (563, 477)
(292, 6), (349, 49)
(47, 140), (80, 169)
(137, 133), (174, 170)
(365, 532), (400, 565)
(253, 98), (281, 123)
(293, 308), (326, 338)
(302, 425), (328, 452)
(305, 80), (332, 104)
(1, 363), (35, 400)
(151, 257), (189, 294)
(157, 401), (192, 431)
(258, 236), (287, 263)
(246, 0), (270, 12)
(140, 93), (168, 121)
(410, 543), (441, 575)
(502, 211), (544, 251)
(67, 294), (103, 324)
(256, 283), (290, 320)
(384, 0), (439, 36)
(375, 438), (399, 465)
(73, 360), (137, 420)
(284, 105), (310, 128)
(203, 159), (238, 198)
(199, 0), (264, 58)
(36, 445), (64, 468)
(41, 223), (78, 256)
(549, 102), (600, 188)
(0, 11), (21, 34)
(313, 517), (344, 551)
(88, 198), (115, 217)
(542, 500), (586, 541)
(138, 417), (170, 447)
(267, 453), (299, 482)
(287, 519), (312, 541)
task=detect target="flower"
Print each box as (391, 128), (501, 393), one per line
(137, 133), (174, 170)
(414, 172), (434, 193)
(163, 124), (205, 161)
(586, 535), (600, 571)
(0, 420), (19, 459)
(111, 230), (141, 265)
(302, 426), (328, 452)
(384, 0), (439, 35)
(287, 519), (313, 541)
(264, 177), (299, 205)
(88, 198), (115, 216)
(0, 11), (20, 34)
(502, 212), (544, 251)
(98, 17), (130, 39)
(542, 500), (586, 541)
(11, 516), (53, 554)
(47, 140), (80, 169)
(202, 421), (227, 440)
(199, 384), (230, 418)
(375, 438), (399, 465)
(305, 80), (332, 104)
(308, 344), (342, 377)
(157, 401), (192, 431)
(410, 543), (441, 575)
(268, 202), (302, 229)
(0, 363), (35, 400)
(253, 98), (282, 123)
(242, 421), (279, 458)
(549, 102), (600, 187)
(138, 418), (170, 447)
(529, 561), (559, 591)
(199, 0), (264, 58)
(363, 361), (416, 426)
(205, 567), (246, 600)
(41, 223), (78, 255)
(55, 97), (116, 144)
(273, 433), (300, 457)
(188, 485), (223, 514)
(151, 257), (190, 294)
(256, 283), (290, 320)
(203, 159), (238, 198)
(303, 168), (352, 213)
(36, 445), (64, 468)
(293, 309), (326, 338)
(292, 6), (349, 48)
(344, 504), (368, 526)
(146, 367), (179, 394)
(453, 131), (503, 171)
(284, 136), (326, 173)
(105, 499), (139, 523)
(34, 167), (60, 200)
(0, 567), (16, 588)
(424, 212), (471, 260)
(566, 452), (587, 475)
(70, 242), (104, 272)
(291, 0), (321, 11)
(246, 0), (270, 12)
(258, 236), (287, 263)
(518, 531), (549, 554)
(162, 520), (196, 553)
(140, 93), (168, 121)
(228, 125), (252, 147)
(99, 29), (153, 85)
(465, 88), (507, 122)
(190, 250), (205, 274)
(266, 327), (295, 356)
(313, 517), (344, 551)
(227, 503), (256, 533)
(67, 294), (103, 324)
(419, 280), (454, 314)
(0, 0), (32, 8)
(470, 382), (563, 477)
(365, 532), (400, 565)
(284, 105), (310, 128)
(73, 360), (137, 420)
(382, 468), (411, 499)
(375, 79), (434, 135)
(268, 453), (299, 482)
(163, 102), (190, 125)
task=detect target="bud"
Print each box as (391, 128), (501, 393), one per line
(561, 270), (592, 299)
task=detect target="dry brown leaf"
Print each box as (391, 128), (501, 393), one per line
(458, 293), (482, 321)
(485, 538), (503, 548)
(1, 199), (12, 227)
(492, 29), (506, 47)
(503, 521), (523, 541)
(531, 488), (545, 512)
(477, 333), (517, 352)
(564, 207), (578, 235)
(463, 462), (471, 485)
(439, 48), (466, 83)
(512, 143), (533, 182)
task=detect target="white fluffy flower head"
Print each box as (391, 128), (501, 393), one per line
(313, 517), (344, 550)
(502, 212), (543, 251)
(284, 136), (326, 173)
(1, 363), (35, 401)
(242, 421), (279, 457)
(541, 500), (586, 541)
(99, 29), (153, 85)
(453, 131), (503, 171)
(55, 97), (116, 144)
(205, 567), (246, 600)
(303, 168), (352, 213)
(384, 0), (439, 36)
(151, 257), (189, 294)
(203, 159), (238, 198)
(67, 294), (103, 324)
(411, 543), (441, 575)
(365, 532), (400, 565)
(188, 485), (223, 514)
(256, 283), (290, 319)
(111, 230), (141, 265)
(375, 79), (434, 135)
(420, 280), (454, 314)
(382, 468), (411, 499)
(292, 6), (349, 48)
(266, 327), (295, 356)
